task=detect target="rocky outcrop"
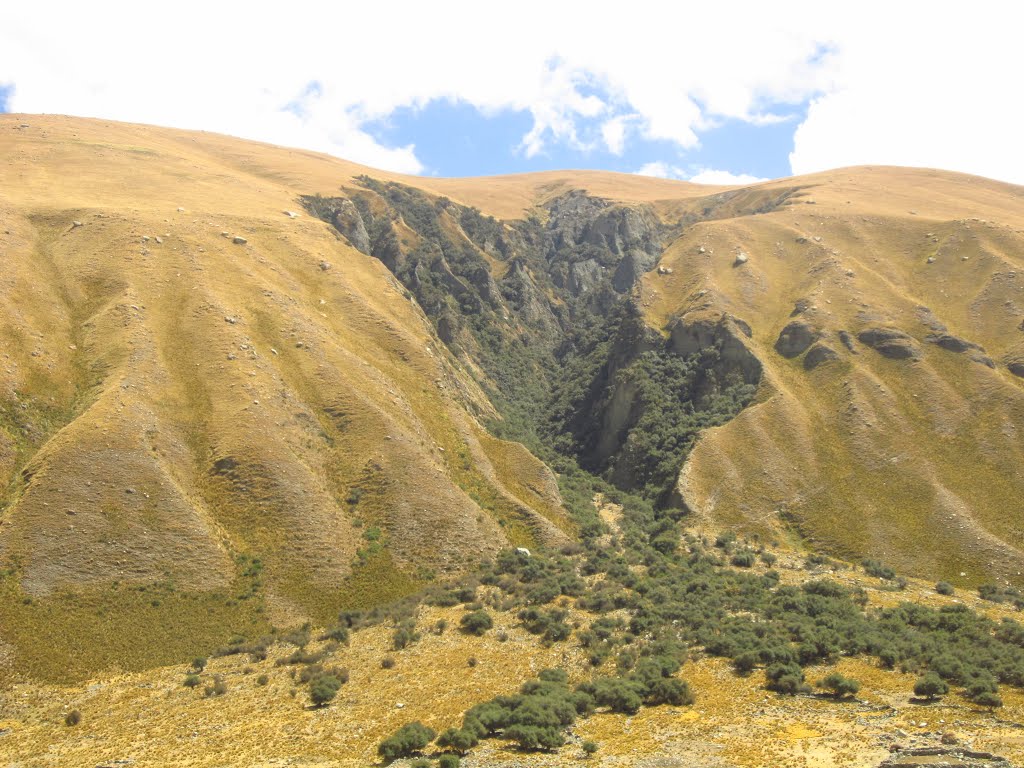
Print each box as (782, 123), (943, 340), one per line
(775, 320), (820, 358)
(858, 327), (920, 359)
(804, 342), (839, 370)
(669, 311), (763, 386)
(925, 333), (995, 367)
(330, 198), (370, 253)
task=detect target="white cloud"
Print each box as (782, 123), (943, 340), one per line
(601, 115), (635, 156)
(688, 169), (768, 185)
(788, 6), (1024, 184)
(636, 161), (685, 179)
(636, 164), (766, 185)
(2, 2), (1021, 182)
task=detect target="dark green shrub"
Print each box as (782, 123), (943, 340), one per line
(438, 755), (461, 768)
(204, 676), (228, 697)
(309, 674), (343, 707)
(766, 663), (808, 695)
(436, 727), (479, 754)
(64, 710), (81, 726)
(731, 550), (756, 568)
(936, 581), (955, 596)
(378, 721), (436, 762)
(183, 674), (201, 688)
(862, 559), (896, 580)
(192, 656), (207, 672)
(914, 672), (949, 700)
(579, 677), (644, 714)
(973, 691), (1003, 711)
(381, 657), (396, 669)
(319, 626), (350, 644)
(257, 674), (269, 686)
(504, 724), (565, 750)
(582, 739), (599, 755)
(460, 609), (493, 636)
(817, 672), (860, 699)
(732, 651), (759, 674)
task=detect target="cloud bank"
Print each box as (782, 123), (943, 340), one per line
(2, 1), (1021, 183)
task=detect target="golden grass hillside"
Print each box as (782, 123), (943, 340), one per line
(642, 168), (1024, 584)
(0, 115), (573, 682)
(2, 114), (1024, 693)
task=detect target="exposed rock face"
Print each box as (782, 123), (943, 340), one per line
(669, 311), (762, 386)
(925, 333), (995, 367)
(804, 342), (839, 370)
(926, 333), (982, 354)
(331, 197), (371, 253)
(305, 182), (740, 507)
(567, 258), (603, 295)
(858, 327), (920, 359)
(775, 320), (820, 358)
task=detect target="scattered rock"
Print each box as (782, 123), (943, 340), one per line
(791, 298), (812, 316)
(857, 327), (920, 359)
(284, 211), (299, 218)
(775, 320), (820, 358)
(734, 252), (749, 266)
(698, 245), (706, 253)
(941, 733), (960, 746)
(176, 207), (185, 212)
(72, 220), (83, 228)
(927, 257), (936, 263)
(319, 261), (332, 271)
(154, 236), (163, 244)
(141, 235), (150, 242)
(656, 266), (673, 275)
(232, 236), (247, 245)
(516, 547), (532, 557)
(804, 343), (839, 370)
(926, 333), (984, 354)
(225, 316), (237, 324)
(220, 231), (230, 238)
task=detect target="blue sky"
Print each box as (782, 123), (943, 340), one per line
(365, 99), (804, 180)
(0, 84), (12, 113)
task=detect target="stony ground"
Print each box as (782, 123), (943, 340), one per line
(3, 565), (1024, 768)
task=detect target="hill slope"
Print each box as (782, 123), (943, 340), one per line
(1, 115), (1024, 685)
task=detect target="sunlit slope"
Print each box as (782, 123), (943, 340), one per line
(643, 167), (1024, 583)
(4, 114), (1024, 682)
(0, 115), (570, 680)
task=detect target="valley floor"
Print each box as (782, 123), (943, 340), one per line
(3, 565), (1024, 768)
